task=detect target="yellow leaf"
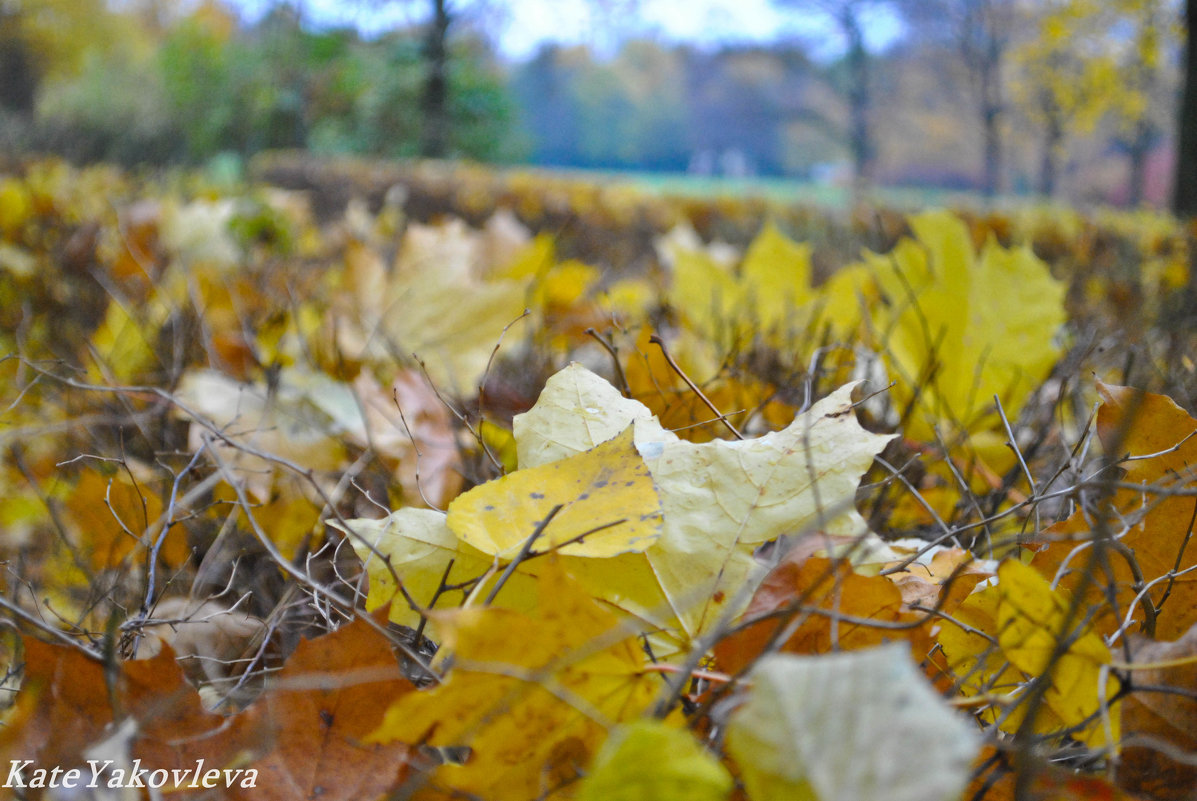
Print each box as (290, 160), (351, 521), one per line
(379, 268), (528, 394)
(740, 219), (816, 335)
(514, 365), (894, 653)
(866, 210), (1066, 443)
(448, 426), (662, 560)
(0, 178), (32, 236)
(996, 560), (1120, 747)
(669, 241), (743, 347)
(174, 367), (350, 502)
(534, 259), (600, 309)
(513, 362), (670, 468)
(88, 299), (163, 383)
(577, 720), (732, 801)
(368, 560), (659, 801)
(332, 508), (539, 631)
(937, 559), (1120, 748)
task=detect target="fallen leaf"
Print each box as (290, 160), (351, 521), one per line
(714, 554), (935, 674)
(725, 646), (980, 801)
(233, 613), (417, 801)
(1031, 383), (1197, 639)
(368, 560), (659, 801)
(174, 367), (351, 502)
(448, 426), (663, 559)
(937, 559), (1121, 748)
(332, 506), (541, 632)
(864, 210), (1066, 442)
(0, 637), (260, 791)
(1119, 622), (1197, 800)
(64, 467), (189, 571)
(576, 719), (733, 801)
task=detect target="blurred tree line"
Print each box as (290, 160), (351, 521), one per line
(0, 0), (1186, 206)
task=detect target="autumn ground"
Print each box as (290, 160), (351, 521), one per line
(1, 154), (1197, 800)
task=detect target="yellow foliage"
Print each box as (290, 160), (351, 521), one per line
(0, 179), (32, 237)
(938, 560), (1120, 749)
(863, 210), (1066, 444)
(577, 720), (732, 801)
(367, 560), (660, 801)
(448, 426), (663, 560)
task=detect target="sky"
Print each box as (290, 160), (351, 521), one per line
(227, 0), (904, 61)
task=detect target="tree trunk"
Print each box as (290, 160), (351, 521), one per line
(980, 63), (1002, 197)
(842, 6), (873, 191)
(1127, 117), (1154, 208)
(1174, 0), (1197, 216)
(421, 0), (451, 159)
(1038, 101), (1062, 198)
(978, 13), (1004, 198)
(0, 9), (37, 114)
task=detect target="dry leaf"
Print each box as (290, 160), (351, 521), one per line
(367, 560), (659, 801)
(714, 554), (935, 674)
(233, 613), (417, 801)
(447, 425), (663, 559)
(1119, 622), (1197, 800)
(1032, 383), (1197, 639)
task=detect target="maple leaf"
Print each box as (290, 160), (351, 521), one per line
(330, 506), (542, 632)
(863, 210), (1067, 443)
(232, 612), (418, 801)
(714, 554), (936, 674)
(64, 466), (189, 571)
(174, 367), (352, 502)
(936, 559), (1121, 748)
(335, 221), (532, 394)
(1031, 383), (1197, 640)
(343, 364), (891, 656)
(447, 425), (663, 559)
(725, 646), (979, 801)
(367, 560), (660, 801)
(513, 363), (894, 652)
(0, 637), (262, 795)
(664, 220), (845, 348)
(576, 719), (733, 801)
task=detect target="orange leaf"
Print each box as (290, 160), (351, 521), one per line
(1119, 623), (1197, 800)
(1031, 384), (1197, 639)
(715, 553), (933, 674)
(0, 637), (260, 789)
(233, 612), (418, 801)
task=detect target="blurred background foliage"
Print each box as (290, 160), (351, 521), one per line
(0, 0), (1187, 208)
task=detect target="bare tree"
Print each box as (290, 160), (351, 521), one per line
(898, 0), (1014, 197)
(774, 0), (892, 191)
(421, 0), (451, 158)
(1175, 0), (1197, 216)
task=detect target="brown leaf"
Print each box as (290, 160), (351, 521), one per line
(64, 468), (189, 571)
(1119, 623), (1197, 800)
(714, 554), (933, 674)
(0, 636), (260, 795)
(231, 612), (418, 801)
(967, 746), (1151, 801)
(1031, 384), (1197, 639)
